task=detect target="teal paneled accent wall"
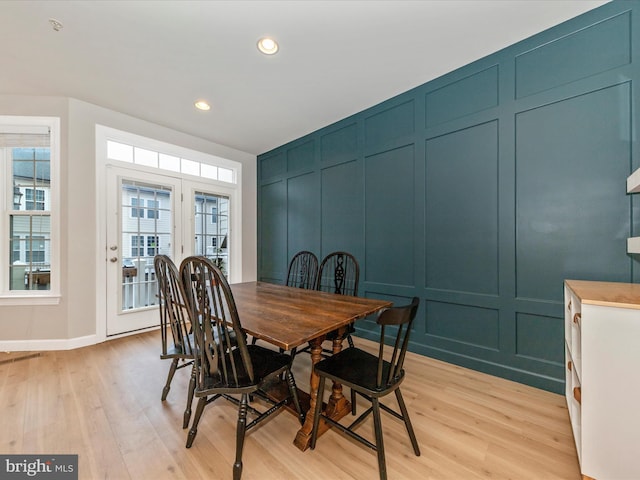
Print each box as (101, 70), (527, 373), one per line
(257, 1), (640, 393)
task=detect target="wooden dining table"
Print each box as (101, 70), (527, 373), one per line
(229, 281), (392, 451)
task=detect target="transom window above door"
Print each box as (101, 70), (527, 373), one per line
(106, 140), (236, 184)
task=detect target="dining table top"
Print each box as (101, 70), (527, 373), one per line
(230, 281), (393, 351)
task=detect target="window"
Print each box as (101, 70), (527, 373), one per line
(194, 192), (229, 275)
(11, 238), (20, 263)
(128, 194), (160, 219)
(147, 235), (159, 256)
(147, 199), (159, 219)
(27, 236), (46, 263)
(25, 188), (45, 210)
(131, 235), (144, 257)
(130, 197), (144, 218)
(130, 234), (159, 257)
(1, 116), (59, 300)
(106, 139), (237, 184)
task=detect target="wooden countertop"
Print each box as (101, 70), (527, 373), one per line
(565, 279), (640, 310)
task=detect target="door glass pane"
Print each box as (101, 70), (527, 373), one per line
(121, 180), (172, 311)
(194, 191), (229, 275)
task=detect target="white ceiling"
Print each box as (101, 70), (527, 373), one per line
(0, 0), (609, 155)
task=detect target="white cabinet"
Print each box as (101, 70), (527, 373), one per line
(626, 168), (640, 253)
(626, 168), (640, 194)
(564, 280), (640, 480)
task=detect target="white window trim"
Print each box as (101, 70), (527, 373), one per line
(0, 116), (60, 305)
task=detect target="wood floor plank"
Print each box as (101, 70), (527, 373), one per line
(0, 331), (581, 479)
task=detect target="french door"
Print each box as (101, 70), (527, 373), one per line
(105, 166), (234, 336)
(106, 166), (183, 335)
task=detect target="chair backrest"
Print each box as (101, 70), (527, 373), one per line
(375, 297), (420, 389)
(286, 251), (318, 289)
(154, 254), (194, 356)
(317, 251), (359, 296)
(179, 255), (254, 388)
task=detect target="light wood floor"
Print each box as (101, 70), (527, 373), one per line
(0, 331), (580, 480)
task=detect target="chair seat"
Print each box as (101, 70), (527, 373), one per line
(161, 332), (195, 359)
(200, 344), (291, 391)
(161, 344), (190, 358)
(314, 347), (403, 396)
(162, 325), (242, 359)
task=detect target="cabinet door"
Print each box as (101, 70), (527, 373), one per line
(580, 305), (640, 479)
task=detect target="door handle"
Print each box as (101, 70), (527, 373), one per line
(110, 257), (118, 263)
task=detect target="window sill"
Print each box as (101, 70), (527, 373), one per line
(0, 295), (61, 306)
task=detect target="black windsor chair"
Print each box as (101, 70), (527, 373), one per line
(286, 250), (319, 289)
(251, 250), (319, 355)
(271, 250), (319, 358)
(310, 297), (421, 480)
(154, 254), (197, 429)
(180, 255), (304, 480)
(316, 251), (360, 351)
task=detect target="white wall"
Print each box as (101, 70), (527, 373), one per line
(0, 94), (257, 348)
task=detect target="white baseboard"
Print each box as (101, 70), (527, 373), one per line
(0, 325), (160, 352)
(0, 334), (99, 352)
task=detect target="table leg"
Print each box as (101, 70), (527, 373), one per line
(293, 330), (351, 451)
(323, 329), (350, 418)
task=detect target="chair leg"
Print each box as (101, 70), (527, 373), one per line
(372, 398), (387, 480)
(161, 358), (179, 401)
(183, 363), (196, 428)
(310, 376), (327, 450)
(186, 396), (207, 448)
(351, 388), (357, 415)
(233, 394), (249, 480)
(346, 333), (355, 349)
(285, 368), (305, 425)
(395, 389), (420, 456)
(280, 347), (297, 380)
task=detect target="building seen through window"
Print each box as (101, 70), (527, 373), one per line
(8, 145), (52, 291)
(194, 192), (229, 274)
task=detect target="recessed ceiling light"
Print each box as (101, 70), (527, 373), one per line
(257, 37), (279, 55)
(194, 100), (211, 111)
